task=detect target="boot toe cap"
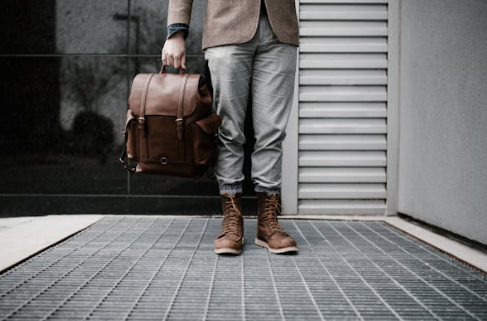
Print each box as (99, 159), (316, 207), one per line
(257, 232), (298, 253)
(214, 234), (243, 254)
(270, 235), (297, 250)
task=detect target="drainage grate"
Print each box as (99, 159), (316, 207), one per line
(1, 217), (486, 320)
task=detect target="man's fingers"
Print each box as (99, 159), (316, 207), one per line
(171, 52), (185, 69)
(181, 55), (186, 69)
(161, 47), (185, 68)
(174, 53), (186, 69)
(173, 55), (182, 69)
(164, 55), (172, 67)
(161, 52), (180, 68)
(161, 48), (169, 66)
(161, 35), (186, 68)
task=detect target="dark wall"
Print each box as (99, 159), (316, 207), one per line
(0, 0), (255, 215)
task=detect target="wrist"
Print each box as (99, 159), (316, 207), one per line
(171, 31), (185, 40)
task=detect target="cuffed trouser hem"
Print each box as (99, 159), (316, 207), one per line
(254, 185), (279, 196)
(219, 183), (243, 196)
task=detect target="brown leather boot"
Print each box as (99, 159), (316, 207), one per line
(255, 192), (298, 254)
(214, 193), (244, 255)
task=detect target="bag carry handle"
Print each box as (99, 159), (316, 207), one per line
(160, 65), (186, 75)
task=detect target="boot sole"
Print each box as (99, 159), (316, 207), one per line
(255, 238), (298, 254)
(214, 248), (242, 255)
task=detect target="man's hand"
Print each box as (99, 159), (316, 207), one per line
(161, 32), (186, 69)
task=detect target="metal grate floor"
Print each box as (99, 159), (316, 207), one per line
(1, 217), (486, 321)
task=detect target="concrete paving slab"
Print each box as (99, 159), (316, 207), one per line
(0, 215), (104, 272)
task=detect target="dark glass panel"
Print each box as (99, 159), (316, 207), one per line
(56, 0), (128, 54)
(0, 0), (56, 54)
(130, 0), (205, 56)
(1, 0), (129, 55)
(0, 56), (128, 194)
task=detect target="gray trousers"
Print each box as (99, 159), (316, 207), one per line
(205, 13), (297, 195)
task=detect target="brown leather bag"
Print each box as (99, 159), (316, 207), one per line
(120, 68), (221, 178)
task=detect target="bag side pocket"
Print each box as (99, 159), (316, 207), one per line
(125, 110), (137, 160)
(192, 113), (221, 166)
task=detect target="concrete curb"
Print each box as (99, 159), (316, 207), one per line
(385, 217), (487, 273)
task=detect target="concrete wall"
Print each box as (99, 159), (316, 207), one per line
(397, 0), (487, 244)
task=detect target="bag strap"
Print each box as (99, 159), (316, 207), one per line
(176, 74), (190, 160)
(138, 73), (156, 130)
(176, 74), (190, 141)
(119, 142), (136, 173)
(118, 144), (131, 170)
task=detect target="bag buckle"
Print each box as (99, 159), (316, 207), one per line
(138, 117), (145, 129)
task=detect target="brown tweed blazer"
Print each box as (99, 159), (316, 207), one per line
(168, 0), (299, 49)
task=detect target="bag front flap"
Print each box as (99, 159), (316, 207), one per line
(128, 73), (203, 118)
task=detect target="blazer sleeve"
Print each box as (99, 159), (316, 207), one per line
(167, 23), (189, 39)
(167, 0), (194, 26)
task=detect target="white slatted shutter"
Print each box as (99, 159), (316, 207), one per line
(297, 0), (389, 215)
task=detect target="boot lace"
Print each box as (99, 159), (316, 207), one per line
(262, 194), (286, 234)
(222, 194), (241, 235)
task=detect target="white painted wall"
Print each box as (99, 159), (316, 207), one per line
(398, 0), (487, 244)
